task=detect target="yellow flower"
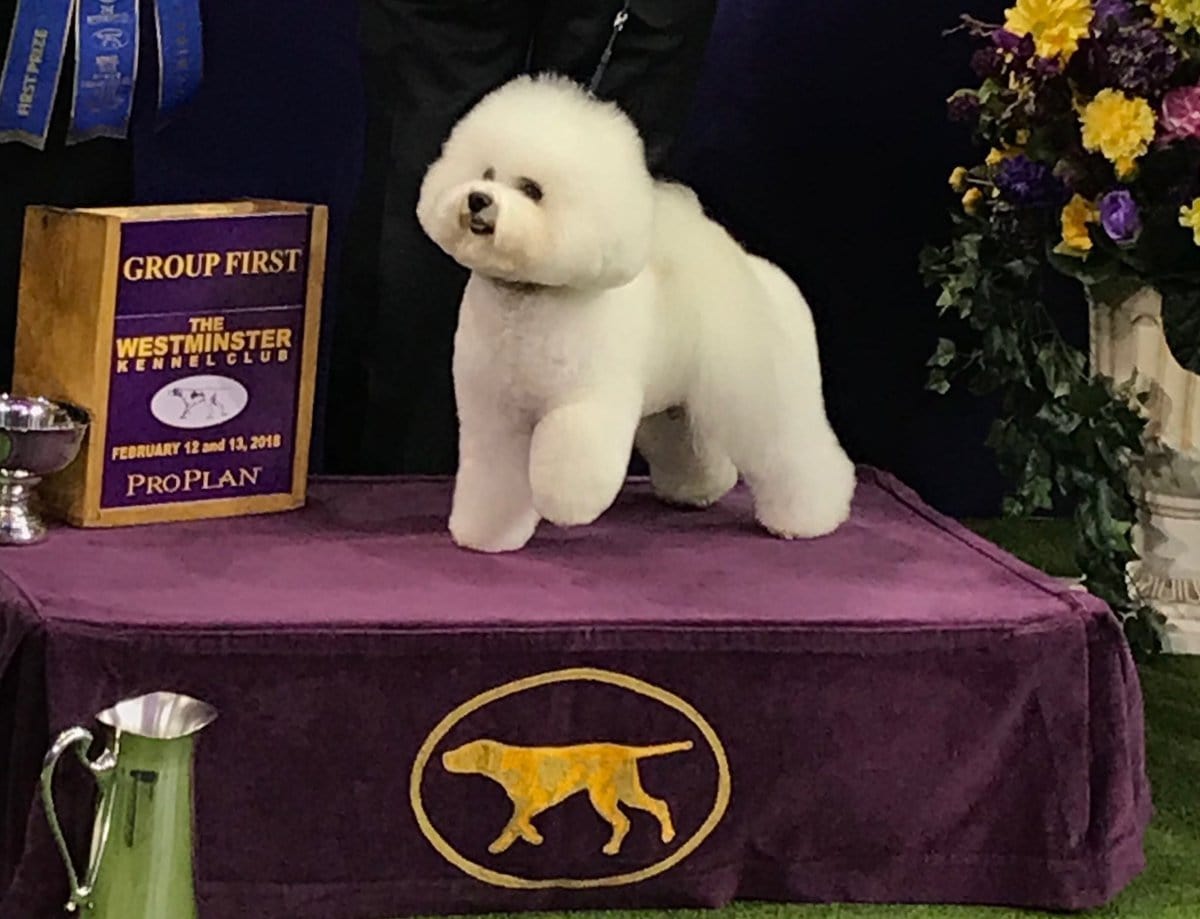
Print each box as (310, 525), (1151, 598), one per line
(1114, 156), (1138, 179)
(1180, 198), (1200, 245)
(1080, 89), (1156, 178)
(1056, 194), (1098, 255)
(949, 167), (969, 192)
(1153, 0), (1200, 33)
(987, 132), (1031, 168)
(987, 146), (1021, 166)
(963, 188), (984, 215)
(1004, 0), (1093, 59)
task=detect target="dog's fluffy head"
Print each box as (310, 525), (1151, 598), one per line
(417, 75), (655, 290)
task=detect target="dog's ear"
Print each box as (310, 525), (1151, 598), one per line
(477, 740), (500, 772)
(594, 206), (653, 288)
(548, 105), (655, 289)
(416, 146), (458, 238)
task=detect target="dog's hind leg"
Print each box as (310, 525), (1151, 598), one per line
(696, 256), (855, 538)
(587, 785), (632, 856)
(488, 821), (521, 854)
(617, 768), (677, 844)
(741, 431), (856, 540)
(635, 408), (737, 509)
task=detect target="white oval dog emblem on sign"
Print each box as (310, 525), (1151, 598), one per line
(150, 375), (249, 430)
(410, 667), (732, 890)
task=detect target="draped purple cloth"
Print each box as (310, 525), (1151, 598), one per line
(0, 469), (1148, 917)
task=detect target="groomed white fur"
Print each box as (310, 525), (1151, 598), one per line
(417, 75), (856, 553)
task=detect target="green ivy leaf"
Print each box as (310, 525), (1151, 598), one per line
(1024, 126), (1061, 163)
(928, 368), (951, 395)
(929, 338), (957, 368)
(1036, 400), (1084, 434)
(1046, 245), (1120, 286)
(1067, 380), (1112, 415)
(1037, 346), (1076, 398)
(1001, 496), (1026, 517)
(921, 213), (1155, 651)
(977, 78), (1004, 105)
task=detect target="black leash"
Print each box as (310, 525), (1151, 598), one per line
(587, 1), (631, 95)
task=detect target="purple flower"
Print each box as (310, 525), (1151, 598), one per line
(1099, 190), (1142, 243)
(1092, 0), (1135, 28)
(1032, 56), (1061, 78)
(995, 155), (1066, 207)
(1068, 22), (1179, 99)
(947, 91), (981, 123)
(971, 47), (1005, 80)
(992, 29), (1023, 53)
(1161, 85), (1200, 143)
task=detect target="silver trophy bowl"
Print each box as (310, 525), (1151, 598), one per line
(0, 395), (89, 545)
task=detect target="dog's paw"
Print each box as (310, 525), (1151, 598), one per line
(450, 531), (532, 553)
(755, 479), (855, 540)
(531, 489), (613, 528)
(757, 504), (852, 539)
(449, 510), (539, 553)
(488, 836), (516, 855)
(753, 453), (856, 539)
(756, 491), (853, 539)
(652, 464), (738, 510)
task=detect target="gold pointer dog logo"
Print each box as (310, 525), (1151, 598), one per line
(441, 739), (694, 856)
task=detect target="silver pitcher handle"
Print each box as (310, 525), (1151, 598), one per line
(40, 727), (118, 914)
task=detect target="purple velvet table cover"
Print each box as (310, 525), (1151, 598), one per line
(0, 468), (1149, 918)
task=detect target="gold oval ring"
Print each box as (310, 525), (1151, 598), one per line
(409, 666), (732, 889)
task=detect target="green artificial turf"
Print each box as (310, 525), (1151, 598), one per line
(965, 518), (1079, 578)
(413, 521), (1200, 919)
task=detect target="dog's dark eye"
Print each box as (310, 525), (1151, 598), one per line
(518, 178), (543, 202)
(482, 167), (495, 180)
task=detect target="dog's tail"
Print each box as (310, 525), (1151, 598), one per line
(633, 741), (694, 759)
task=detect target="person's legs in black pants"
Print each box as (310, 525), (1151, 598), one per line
(327, 0), (536, 473)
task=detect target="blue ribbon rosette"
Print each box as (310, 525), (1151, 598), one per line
(0, 0), (203, 149)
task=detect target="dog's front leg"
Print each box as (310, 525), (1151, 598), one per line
(487, 808), (544, 853)
(529, 393), (641, 528)
(450, 414), (540, 553)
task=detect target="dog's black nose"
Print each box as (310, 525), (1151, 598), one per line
(468, 191), (492, 214)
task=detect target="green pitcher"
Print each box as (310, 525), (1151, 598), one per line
(40, 692), (218, 917)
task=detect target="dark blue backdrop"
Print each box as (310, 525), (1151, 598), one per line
(0, 0), (1015, 515)
(670, 0), (1011, 515)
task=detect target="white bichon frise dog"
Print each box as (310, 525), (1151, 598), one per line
(417, 75), (855, 553)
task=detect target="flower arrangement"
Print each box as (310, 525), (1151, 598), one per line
(920, 0), (1200, 651)
(940, 0), (1200, 316)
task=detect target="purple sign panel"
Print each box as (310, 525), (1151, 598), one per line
(101, 214), (311, 509)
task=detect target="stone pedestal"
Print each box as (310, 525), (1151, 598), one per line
(1090, 285), (1200, 653)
